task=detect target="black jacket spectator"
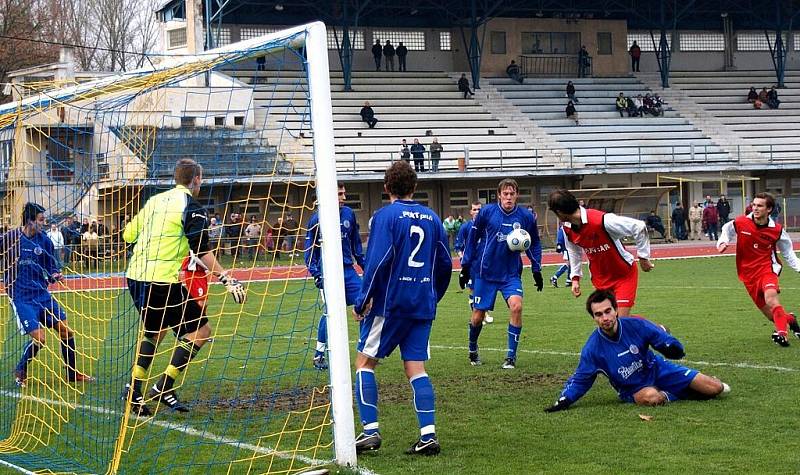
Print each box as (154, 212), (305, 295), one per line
(360, 101), (378, 128)
(458, 74), (474, 99)
(646, 213), (666, 239)
(767, 88), (780, 109)
(747, 87), (758, 103)
(382, 41), (395, 71)
(716, 197), (731, 222)
(371, 40), (382, 71)
(396, 43), (408, 71)
(506, 60), (523, 84)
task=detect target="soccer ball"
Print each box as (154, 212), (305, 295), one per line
(506, 228), (531, 252)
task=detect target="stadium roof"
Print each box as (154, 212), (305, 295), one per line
(172, 0), (799, 31)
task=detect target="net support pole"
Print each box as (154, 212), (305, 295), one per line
(305, 21), (358, 468)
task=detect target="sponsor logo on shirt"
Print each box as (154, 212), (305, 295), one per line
(629, 344), (639, 355)
(191, 213), (207, 220)
(400, 211), (433, 221)
(584, 244), (611, 254)
(618, 359), (643, 379)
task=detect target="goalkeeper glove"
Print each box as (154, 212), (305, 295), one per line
(533, 271), (544, 291)
(313, 275), (324, 289)
(220, 272), (246, 304)
(544, 396), (571, 413)
(458, 264), (471, 290)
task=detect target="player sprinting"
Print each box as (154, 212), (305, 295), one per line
(352, 160), (451, 456)
(548, 189), (653, 317)
(544, 290), (729, 412)
(304, 182), (364, 370)
(0, 203), (94, 387)
(460, 179), (544, 369)
(717, 192), (800, 347)
(550, 224), (571, 288)
(123, 159), (246, 416)
(454, 201), (493, 324)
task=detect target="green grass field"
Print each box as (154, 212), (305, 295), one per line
(2, 255), (800, 474)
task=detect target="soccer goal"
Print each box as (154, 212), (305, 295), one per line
(0, 22), (357, 474)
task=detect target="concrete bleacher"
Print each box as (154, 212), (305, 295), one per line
(665, 71), (800, 160)
(486, 76), (731, 166)
(224, 69), (542, 173)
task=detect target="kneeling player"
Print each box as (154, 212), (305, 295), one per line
(545, 290), (729, 412)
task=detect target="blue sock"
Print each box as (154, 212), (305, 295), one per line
(16, 340), (42, 373)
(507, 324), (522, 359)
(355, 369), (379, 434)
(410, 373), (436, 441)
(555, 264), (568, 278)
(468, 323), (483, 353)
(61, 337), (76, 379)
(315, 314), (328, 358)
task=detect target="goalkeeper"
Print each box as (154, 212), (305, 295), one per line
(123, 158), (246, 416)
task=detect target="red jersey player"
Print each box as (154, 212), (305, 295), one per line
(180, 251), (209, 313)
(717, 192), (800, 347)
(548, 189), (654, 317)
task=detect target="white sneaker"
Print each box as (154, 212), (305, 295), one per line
(484, 313), (494, 324)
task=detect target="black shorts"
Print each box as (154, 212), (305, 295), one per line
(127, 279), (208, 337)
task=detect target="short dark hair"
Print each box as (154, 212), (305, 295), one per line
(754, 192), (775, 212)
(548, 189), (580, 215)
(497, 178), (518, 195)
(586, 289), (617, 317)
(384, 160), (416, 198)
(174, 158), (202, 187)
(471, 200), (482, 207)
(22, 202), (45, 225)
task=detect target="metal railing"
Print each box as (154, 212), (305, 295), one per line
(517, 54), (592, 78)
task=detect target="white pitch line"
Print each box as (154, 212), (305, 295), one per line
(429, 345), (800, 373)
(0, 458), (38, 475)
(0, 390), (379, 475)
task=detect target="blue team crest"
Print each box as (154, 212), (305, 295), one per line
(33, 246), (43, 256)
(629, 344), (639, 355)
(343, 220), (351, 229)
(512, 222), (521, 229)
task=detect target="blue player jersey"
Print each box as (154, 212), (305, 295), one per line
(0, 228), (59, 302)
(556, 226), (566, 248)
(560, 317), (685, 402)
(454, 219), (472, 253)
(461, 203), (542, 282)
(304, 206), (364, 279)
(355, 200), (452, 320)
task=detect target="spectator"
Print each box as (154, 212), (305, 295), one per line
(284, 214), (299, 257)
(767, 87), (780, 109)
(688, 203), (703, 240)
(245, 216), (262, 259)
(566, 101), (579, 126)
(396, 42), (408, 72)
(208, 217), (223, 252)
(716, 195), (731, 224)
(758, 87), (769, 104)
(82, 223), (99, 265)
(629, 41), (641, 72)
(672, 203), (687, 240)
(747, 87), (758, 103)
(645, 211), (666, 239)
(399, 139), (411, 163)
(506, 60), (523, 84)
(702, 203), (719, 241)
(652, 94), (665, 116)
(703, 195), (714, 208)
(615, 92), (627, 117)
(96, 217), (107, 236)
(226, 213), (242, 257)
(642, 93), (655, 115)
(566, 81), (579, 103)
(430, 137), (443, 172)
(360, 101), (378, 128)
(47, 223), (65, 267)
(458, 73), (474, 99)
(264, 222), (275, 255)
(633, 95), (644, 117)
(443, 215), (458, 248)
(60, 216), (80, 264)
(625, 96), (639, 117)
(371, 39), (382, 71)
(770, 198), (783, 224)
(578, 46), (590, 78)
(256, 55), (266, 71)
(80, 217), (89, 235)
(383, 40), (395, 72)
(410, 138), (426, 172)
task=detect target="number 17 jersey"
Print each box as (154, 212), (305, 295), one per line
(355, 200), (452, 320)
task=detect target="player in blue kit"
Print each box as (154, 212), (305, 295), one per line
(304, 182), (365, 370)
(454, 201), (492, 324)
(550, 225), (571, 288)
(460, 178), (544, 369)
(544, 290), (729, 412)
(352, 161), (452, 456)
(0, 203), (94, 387)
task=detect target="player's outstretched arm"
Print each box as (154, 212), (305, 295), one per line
(199, 251), (246, 304)
(546, 350), (597, 412)
(777, 229), (800, 272)
(605, 214), (653, 270)
(717, 221), (736, 253)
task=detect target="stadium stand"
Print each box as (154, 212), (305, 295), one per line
(646, 71), (800, 161)
(224, 69), (544, 173)
(485, 76), (733, 167)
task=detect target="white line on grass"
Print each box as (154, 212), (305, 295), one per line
(0, 458), (38, 475)
(430, 345), (800, 373)
(0, 390), (379, 475)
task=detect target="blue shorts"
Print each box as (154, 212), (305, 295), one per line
(621, 358), (699, 403)
(343, 266), (362, 306)
(357, 316), (432, 361)
(10, 296), (67, 335)
(472, 276), (523, 311)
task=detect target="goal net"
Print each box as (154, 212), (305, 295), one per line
(0, 22), (356, 474)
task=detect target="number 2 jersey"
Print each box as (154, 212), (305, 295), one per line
(718, 214), (800, 281)
(355, 200), (452, 320)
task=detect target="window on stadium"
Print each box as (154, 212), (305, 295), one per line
(597, 32), (612, 55)
(736, 32), (787, 51)
(679, 32), (724, 52)
(490, 31), (506, 54)
(343, 193), (363, 210)
(414, 191), (430, 207)
(477, 189), (496, 204)
(372, 30), (426, 50)
(449, 190), (470, 208)
(518, 188), (533, 207)
(627, 32), (672, 51)
(521, 32), (581, 54)
(327, 28), (365, 50)
(702, 182), (721, 198)
(0, 140), (11, 178)
(167, 28), (187, 49)
(440, 31), (452, 51)
(202, 27), (232, 46)
(796, 34), (800, 51)
(240, 27), (278, 41)
(765, 178), (784, 195)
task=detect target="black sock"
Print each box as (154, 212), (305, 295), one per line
(132, 337), (158, 393)
(155, 338), (202, 393)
